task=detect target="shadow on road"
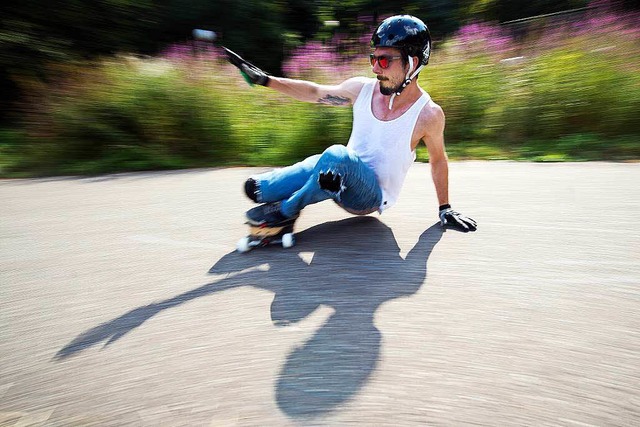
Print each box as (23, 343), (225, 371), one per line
(55, 217), (442, 419)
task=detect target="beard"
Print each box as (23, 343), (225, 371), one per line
(377, 76), (403, 96)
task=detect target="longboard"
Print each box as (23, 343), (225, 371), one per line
(237, 223), (295, 252)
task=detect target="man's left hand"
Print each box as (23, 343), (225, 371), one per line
(223, 47), (270, 86)
(439, 205), (477, 232)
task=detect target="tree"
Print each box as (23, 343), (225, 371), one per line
(0, 0), (158, 122)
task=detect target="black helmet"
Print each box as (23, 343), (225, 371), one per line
(371, 15), (432, 66)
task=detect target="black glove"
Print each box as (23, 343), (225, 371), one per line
(223, 47), (270, 86)
(439, 204), (477, 232)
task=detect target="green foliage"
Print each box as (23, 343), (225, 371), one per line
(0, 0), (159, 123)
(523, 49), (640, 138)
(0, 127), (28, 175)
(5, 56), (356, 175)
(4, 5), (640, 177)
(3, 0), (639, 128)
(162, 0), (290, 74)
(424, 54), (506, 142)
(10, 58), (237, 175)
(476, 0), (588, 22)
(421, 15), (640, 161)
(221, 90), (352, 166)
(515, 134), (640, 161)
(322, 0), (463, 39)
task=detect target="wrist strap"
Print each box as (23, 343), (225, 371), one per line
(439, 204), (451, 211)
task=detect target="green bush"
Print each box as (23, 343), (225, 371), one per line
(9, 55), (356, 175)
(421, 17), (640, 160)
(0, 127), (29, 175)
(14, 58), (238, 174)
(209, 90), (348, 166)
(506, 48), (640, 140)
(423, 53), (506, 142)
(5, 11), (640, 177)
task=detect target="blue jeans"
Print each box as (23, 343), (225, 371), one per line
(254, 145), (382, 218)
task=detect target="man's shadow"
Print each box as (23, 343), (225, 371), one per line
(55, 217), (443, 419)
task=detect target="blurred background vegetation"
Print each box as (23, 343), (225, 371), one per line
(1, 0), (639, 176)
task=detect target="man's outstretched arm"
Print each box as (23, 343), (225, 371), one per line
(268, 76), (367, 106)
(223, 47), (366, 106)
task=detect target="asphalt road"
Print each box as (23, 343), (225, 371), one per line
(1, 162), (639, 426)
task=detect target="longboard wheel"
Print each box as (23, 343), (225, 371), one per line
(237, 236), (251, 253)
(282, 233), (295, 248)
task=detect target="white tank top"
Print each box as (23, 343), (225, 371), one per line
(347, 78), (430, 212)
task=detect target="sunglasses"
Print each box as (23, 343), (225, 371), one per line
(369, 54), (403, 69)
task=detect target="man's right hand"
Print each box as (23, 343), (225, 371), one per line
(223, 47), (270, 86)
(439, 205), (477, 232)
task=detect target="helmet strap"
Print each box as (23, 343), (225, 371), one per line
(388, 56), (424, 110)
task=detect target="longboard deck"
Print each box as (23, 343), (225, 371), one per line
(247, 224), (288, 238)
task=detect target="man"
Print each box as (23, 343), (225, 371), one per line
(225, 15), (477, 233)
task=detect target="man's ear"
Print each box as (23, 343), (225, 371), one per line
(405, 56), (419, 73)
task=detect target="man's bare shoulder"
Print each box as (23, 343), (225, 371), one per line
(338, 76), (371, 101)
(416, 98), (445, 139)
(342, 76), (372, 88)
(420, 99), (444, 124)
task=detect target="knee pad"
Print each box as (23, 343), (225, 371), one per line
(318, 171), (342, 193)
(244, 178), (260, 203)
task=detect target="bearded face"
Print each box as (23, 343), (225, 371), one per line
(371, 48), (408, 96)
(377, 75), (404, 95)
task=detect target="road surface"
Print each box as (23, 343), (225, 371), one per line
(1, 162), (639, 426)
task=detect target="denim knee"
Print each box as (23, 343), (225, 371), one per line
(317, 144), (350, 169)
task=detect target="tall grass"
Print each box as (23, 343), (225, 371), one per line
(2, 3), (639, 176)
(423, 6), (640, 160)
(12, 56), (239, 175)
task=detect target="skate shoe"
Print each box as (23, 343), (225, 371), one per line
(246, 202), (298, 227)
(244, 178), (261, 203)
